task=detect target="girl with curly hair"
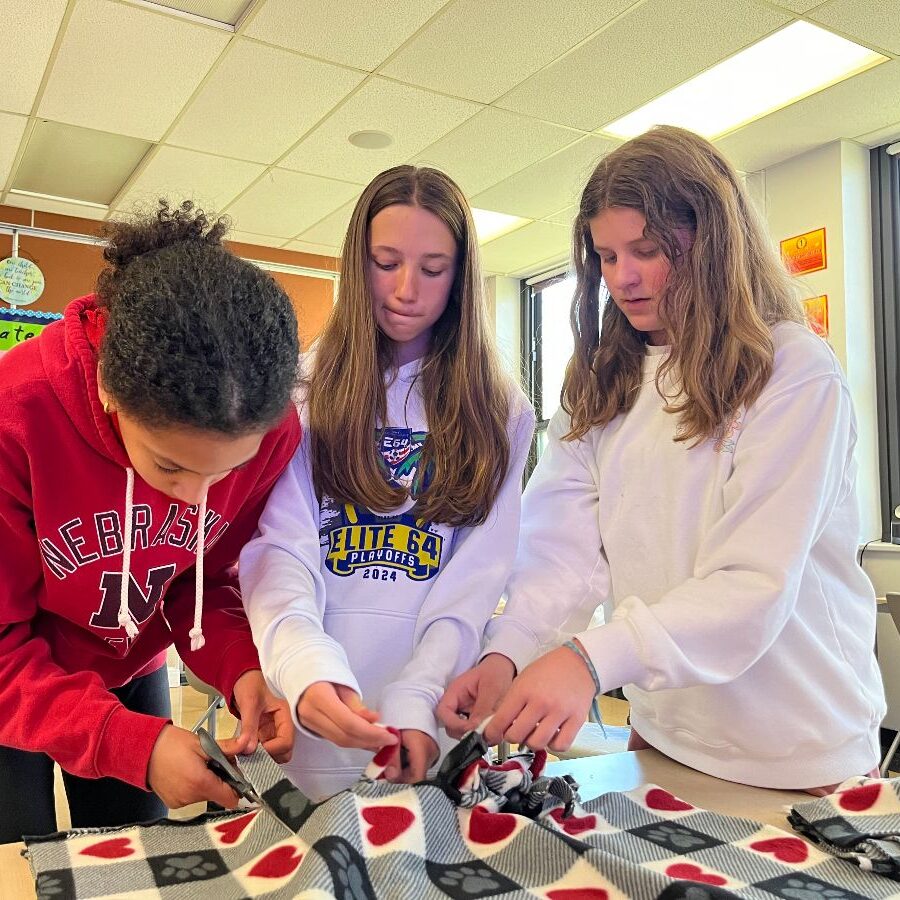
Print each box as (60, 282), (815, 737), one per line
(0, 201), (301, 840)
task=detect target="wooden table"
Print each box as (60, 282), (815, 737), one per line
(0, 749), (814, 899)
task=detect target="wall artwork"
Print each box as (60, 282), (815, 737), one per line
(803, 294), (829, 338)
(780, 227), (827, 275)
(0, 306), (62, 358)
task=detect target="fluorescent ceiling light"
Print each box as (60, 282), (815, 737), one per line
(601, 21), (887, 140)
(471, 207), (530, 243)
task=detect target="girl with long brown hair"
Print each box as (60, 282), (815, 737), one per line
(439, 126), (885, 793)
(241, 166), (534, 799)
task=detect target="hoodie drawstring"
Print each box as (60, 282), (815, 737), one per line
(117, 468), (139, 639)
(117, 467), (208, 651)
(189, 494), (207, 652)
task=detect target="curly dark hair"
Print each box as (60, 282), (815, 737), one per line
(96, 199), (299, 434)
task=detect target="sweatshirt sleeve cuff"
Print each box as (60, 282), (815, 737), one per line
(482, 620), (543, 674)
(94, 705), (170, 789)
(379, 689), (439, 744)
(574, 615), (646, 693)
(271, 641), (360, 734)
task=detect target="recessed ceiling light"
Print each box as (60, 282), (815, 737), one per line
(348, 130), (393, 150)
(471, 207), (530, 243)
(600, 21), (888, 140)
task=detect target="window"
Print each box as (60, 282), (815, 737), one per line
(523, 272), (576, 475)
(872, 141), (900, 541)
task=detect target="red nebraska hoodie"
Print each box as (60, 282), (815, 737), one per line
(0, 295), (300, 789)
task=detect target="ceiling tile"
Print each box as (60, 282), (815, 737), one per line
(411, 108), (584, 195)
(297, 198), (359, 247)
(224, 168), (360, 237)
(811, 0), (900, 54)
(716, 58), (900, 172)
(38, 0), (229, 141)
(497, 0), (791, 131)
(283, 239), (340, 257)
(168, 38), (364, 163)
(381, 0), (633, 103)
(280, 78), (481, 184)
(0, 113), (28, 189)
(226, 230), (289, 248)
(113, 145), (264, 213)
(480, 221), (571, 276)
(13, 121), (152, 205)
(0, 0), (67, 114)
(471, 135), (617, 219)
(244, 0), (449, 70)
(543, 205), (578, 226)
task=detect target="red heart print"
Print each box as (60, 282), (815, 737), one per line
(838, 783), (881, 812)
(371, 728), (402, 769)
(362, 806), (414, 846)
(645, 788), (693, 811)
(467, 805), (517, 843)
(666, 863), (727, 886)
(548, 807), (598, 836)
(247, 845), (303, 878)
(80, 838), (134, 859)
(750, 837), (808, 863)
(214, 812), (258, 845)
(546, 890), (609, 900)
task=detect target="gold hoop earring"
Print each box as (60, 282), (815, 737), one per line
(103, 399), (110, 415)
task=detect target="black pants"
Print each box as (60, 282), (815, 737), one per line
(0, 666), (170, 842)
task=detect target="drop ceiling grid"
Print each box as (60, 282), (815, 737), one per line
(471, 134), (620, 219)
(716, 57), (900, 172)
(494, 0), (792, 131)
(809, 0), (900, 56)
(379, 0), (637, 104)
(112, 145), (266, 214)
(223, 168), (361, 237)
(0, 0), (68, 115)
(278, 77), (483, 184)
(409, 107), (587, 196)
(243, 0), (452, 70)
(37, 0), (231, 141)
(0, 113), (29, 191)
(166, 38), (366, 163)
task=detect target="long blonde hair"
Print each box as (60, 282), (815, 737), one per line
(563, 125), (805, 442)
(307, 166), (512, 527)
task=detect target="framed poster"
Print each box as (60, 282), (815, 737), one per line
(780, 227), (827, 275)
(803, 294), (829, 338)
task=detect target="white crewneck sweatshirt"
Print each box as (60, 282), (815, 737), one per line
(485, 322), (885, 789)
(240, 357), (535, 799)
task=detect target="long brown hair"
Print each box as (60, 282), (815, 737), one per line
(563, 125), (805, 442)
(307, 166), (512, 527)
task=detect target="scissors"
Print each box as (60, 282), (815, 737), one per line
(196, 727), (272, 811)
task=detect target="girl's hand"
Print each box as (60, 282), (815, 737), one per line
(298, 682), (399, 752)
(383, 730), (439, 784)
(483, 644), (596, 752)
(437, 653), (516, 737)
(147, 725), (241, 810)
(222, 669), (294, 763)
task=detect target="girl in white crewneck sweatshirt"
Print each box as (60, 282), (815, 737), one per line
(439, 126), (885, 793)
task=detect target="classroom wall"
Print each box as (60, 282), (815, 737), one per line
(753, 141), (881, 543)
(0, 205), (337, 351)
(485, 274), (523, 386)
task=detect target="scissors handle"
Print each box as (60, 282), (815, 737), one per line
(197, 727), (257, 801)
